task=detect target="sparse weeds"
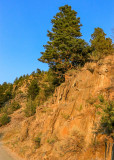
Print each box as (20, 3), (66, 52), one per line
(19, 145), (30, 156)
(61, 130), (85, 154)
(41, 107), (53, 114)
(47, 135), (58, 145)
(33, 132), (42, 148)
(77, 105), (83, 111)
(47, 138), (56, 144)
(61, 113), (70, 120)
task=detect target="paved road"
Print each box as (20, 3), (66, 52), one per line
(0, 142), (15, 160)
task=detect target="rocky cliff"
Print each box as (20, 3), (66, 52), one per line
(0, 55), (114, 160)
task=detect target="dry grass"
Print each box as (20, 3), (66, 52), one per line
(3, 129), (20, 141)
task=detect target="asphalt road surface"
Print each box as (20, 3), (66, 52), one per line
(0, 142), (15, 160)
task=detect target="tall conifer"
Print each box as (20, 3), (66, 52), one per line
(39, 5), (89, 76)
(90, 27), (113, 59)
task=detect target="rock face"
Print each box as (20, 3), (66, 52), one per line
(1, 55), (114, 160)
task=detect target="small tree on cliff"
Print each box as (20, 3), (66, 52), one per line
(97, 101), (114, 138)
(90, 27), (113, 59)
(28, 80), (40, 100)
(38, 5), (89, 79)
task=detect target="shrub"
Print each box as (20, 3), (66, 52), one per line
(98, 95), (104, 103)
(24, 98), (36, 117)
(0, 114), (10, 126)
(0, 104), (13, 115)
(0, 101), (21, 115)
(33, 133), (42, 148)
(35, 90), (46, 106)
(10, 101), (21, 111)
(87, 97), (97, 105)
(34, 137), (41, 148)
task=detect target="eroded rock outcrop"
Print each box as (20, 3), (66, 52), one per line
(1, 55), (114, 160)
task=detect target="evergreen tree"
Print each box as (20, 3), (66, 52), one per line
(90, 27), (113, 59)
(27, 80), (40, 100)
(39, 5), (89, 77)
(0, 83), (13, 108)
(99, 101), (114, 138)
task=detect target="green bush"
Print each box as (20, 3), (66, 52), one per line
(24, 98), (36, 117)
(98, 95), (104, 103)
(33, 132), (42, 148)
(34, 137), (41, 148)
(0, 114), (10, 126)
(10, 101), (21, 111)
(0, 104), (13, 115)
(35, 90), (47, 106)
(0, 101), (21, 115)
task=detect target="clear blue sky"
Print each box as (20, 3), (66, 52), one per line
(0, 0), (114, 84)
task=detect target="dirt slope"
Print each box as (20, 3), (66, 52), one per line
(0, 142), (23, 160)
(0, 142), (15, 160)
(0, 55), (114, 160)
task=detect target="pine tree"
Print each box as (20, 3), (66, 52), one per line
(99, 101), (114, 138)
(90, 27), (113, 59)
(27, 80), (40, 100)
(38, 5), (89, 77)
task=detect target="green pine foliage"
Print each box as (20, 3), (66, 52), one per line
(24, 98), (36, 117)
(90, 27), (113, 60)
(99, 101), (114, 138)
(0, 82), (13, 108)
(14, 74), (29, 88)
(27, 79), (40, 100)
(0, 114), (11, 126)
(39, 5), (90, 78)
(95, 99), (114, 138)
(10, 101), (21, 112)
(0, 101), (21, 115)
